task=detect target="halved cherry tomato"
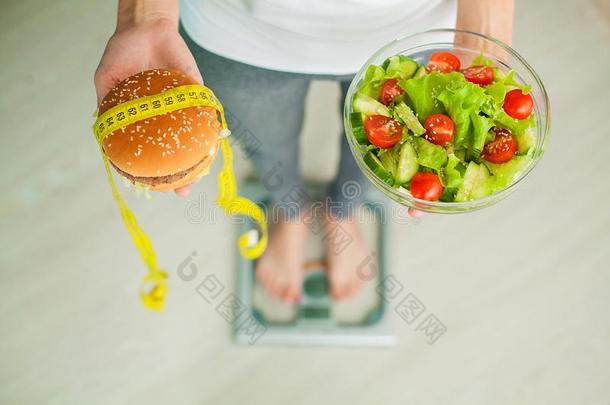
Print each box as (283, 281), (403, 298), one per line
(482, 128), (518, 163)
(364, 115), (403, 148)
(503, 89), (534, 120)
(463, 65), (494, 86)
(410, 172), (444, 201)
(380, 78), (404, 106)
(428, 52), (461, 73)
(424, 113), (455, 145)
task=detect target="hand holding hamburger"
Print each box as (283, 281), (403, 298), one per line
(91, 1), (267, 310)
(94, 3), (202, 195)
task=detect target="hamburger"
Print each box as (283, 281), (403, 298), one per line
(98, 69), (221, 192)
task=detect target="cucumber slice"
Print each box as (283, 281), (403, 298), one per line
(353, 93), (390, 117)
(455, 162), (493, 201)
(485, 155), (532, 190)
(470, 164), (493, 200)
(395, 141), (419, 184)
(378, 149), (397, 178)
(350, 112), (368, 144)
(385, 55), (418, 79)
(413, 65), (427, 79)
(455, 162), (479, 202)
(393, 102), (425, 136)
(363, 151), (394, 186)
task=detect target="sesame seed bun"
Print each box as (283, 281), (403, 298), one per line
(98, 69), (220, 192)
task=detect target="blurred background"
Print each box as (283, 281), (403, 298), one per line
(1, 0), (609, 403)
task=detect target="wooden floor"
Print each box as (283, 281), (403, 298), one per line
(1, 0), (609, 403)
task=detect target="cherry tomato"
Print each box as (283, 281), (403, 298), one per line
(380, 79), (404, 106)
(482, 128), (518, 163)
(503, 89), (534, 120)
(424, 113), (455, 145)
(463, 65), (494, 86)
(410, 172), (444, 201)
(364, 115), (403, 148)
(428, 52), (461, 73)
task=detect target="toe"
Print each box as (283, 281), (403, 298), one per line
(341, 277), (361, 300)
(282, 289), (295, 303)
(284, 281), (301, 302)
(330, 279), (347, 300)
(346, 284), (360, 299)
(348, 277), (364, 297)
(341, 284), (355, 300)
(268, 278), (284, 300)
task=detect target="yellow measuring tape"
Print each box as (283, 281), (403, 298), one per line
(93, 84), (268, 311)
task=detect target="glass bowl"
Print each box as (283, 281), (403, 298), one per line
(344, 29), (551, 213)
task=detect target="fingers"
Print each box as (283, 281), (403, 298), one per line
(94, 66), (117, 106)
(163, 38), (204, 84)
(408, 207), (424, 218)
(94, 61), (134, 106)
(183, 62), (203, 84)
(174, 184), (191, 197)
(453, 35), (509, 64)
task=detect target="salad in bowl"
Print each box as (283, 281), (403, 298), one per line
(344, 29), (550, 213)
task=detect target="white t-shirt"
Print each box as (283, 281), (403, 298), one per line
(180, 0), (457, 75)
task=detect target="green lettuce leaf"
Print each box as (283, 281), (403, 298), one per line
(487, 69), (532, 105)
(485, 80), (508, 106)
(443, 153), (467, 189)
(415, 137), (447, 171)
(400, 72), (462, 120)
(358, 64), (386, 99)
(494, 111), (536, 136)
(358, 81), (382, 99)
(469, 110), (494, 160)
(471, 52), (494, 67)
(501, 70), (532, 94)
(364, 64), (385, 83)
(439, 187), (458, 202)
(436, 77), (491, 148)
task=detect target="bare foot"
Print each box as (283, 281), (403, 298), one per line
(255, 212), (308, 302)
(323, 212), (369, 300)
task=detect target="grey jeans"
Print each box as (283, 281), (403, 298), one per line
(181, 27), (370, 219)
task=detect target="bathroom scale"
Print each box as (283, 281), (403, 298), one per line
(233, 181), (395, 347)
